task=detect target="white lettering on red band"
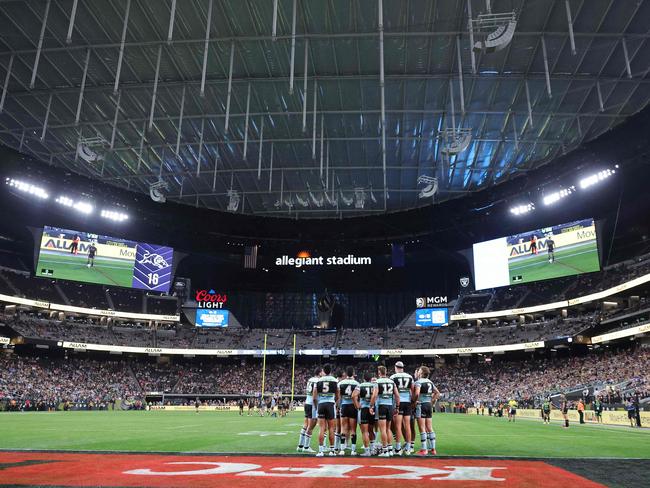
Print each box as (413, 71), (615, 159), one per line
(124, 462), (507, 481)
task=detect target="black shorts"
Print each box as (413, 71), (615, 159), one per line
(398, 402), (413, 417)
(628, 410), (636, 419)
(377, 404), (393, 420)
(596, 411), (602, 417)
(542, 409), (550, 416)
(341, 404), (357, 419)
(510, 409), (516, 415)
(420, 403), (433, 419)
(360, 407), (373, 425)
(562, 408), (568, 415)
(318, 403), (336, 420)
(304, 404), (313, 418)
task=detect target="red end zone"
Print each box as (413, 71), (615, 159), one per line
(0, 452), (605, 488)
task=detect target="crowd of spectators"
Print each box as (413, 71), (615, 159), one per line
(2, 346), (648, 411)
(434, 347), (650, 407)
(4, 309), (611, 352)
(0, 354), (141, 408)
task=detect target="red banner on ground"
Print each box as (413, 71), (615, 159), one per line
(0, 452), (605, 488)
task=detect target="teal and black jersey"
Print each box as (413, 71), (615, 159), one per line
(305, 376), (320, 406)
(338, 378), (359, 406)
(315, 375), (338, 404)
(415, 378), (435, 404)
(390, 372), (414, 402)
(356, 382), (374, 408)
(375, 377), (396, 406)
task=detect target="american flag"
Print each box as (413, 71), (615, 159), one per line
(244, 245), (258, 269)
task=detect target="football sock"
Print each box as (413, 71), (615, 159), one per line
(420, 432), (427, 448)
(427, 432), (436, 450)
(351, 434), (357, 451)
(305, 433), (312, 449)
(298, 428), (306, 448)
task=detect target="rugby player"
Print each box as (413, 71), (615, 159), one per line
(371, 365), (400, 457)
(546, 235), (556, 263)
(561, 396), (570, 428)
(86, 242), (97, 268)
(507, 398), (518, 422)
(334, 370), (347, 452)
(296, 366), (322, 453)
(390, 361), (415, 455)
(338, 366), (359, 455)
(541, 397), (551, 424)
(370, 376), (380, 455)
(414, 365), (440, 456)
(411, 367), (420, 453)
(593, 397), (603, 423)
(313, 364), (339, 456)
(352, 371), (374, 456)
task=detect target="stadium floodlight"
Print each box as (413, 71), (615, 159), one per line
(543, 186), (575, 206)
(509, 203), (535, 216)
(55, 196), (74, 207)
(73, 201), (93, 214)
(100, 209), (129, 222)
(5, 178), (49, 199)
(579, 168), (616, 190)
(56, 196), (93, 214)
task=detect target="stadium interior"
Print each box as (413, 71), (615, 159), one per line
(0, 1), (649, 487)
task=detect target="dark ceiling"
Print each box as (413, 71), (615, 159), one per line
(0, 0), (648, 218)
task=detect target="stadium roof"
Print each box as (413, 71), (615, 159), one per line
(0, 0), (648, 218)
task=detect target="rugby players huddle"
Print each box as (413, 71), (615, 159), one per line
(296, 361), (441, 457)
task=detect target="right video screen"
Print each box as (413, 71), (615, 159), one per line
(472, 218), (600, 291)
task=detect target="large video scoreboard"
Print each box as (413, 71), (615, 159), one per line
(36, 226), (174, 292)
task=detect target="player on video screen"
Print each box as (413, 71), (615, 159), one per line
(546, 235), (556, 263)
(530, 235), (538, 255)
(70, 234), (80, 255)
(86, 242), (97, 268)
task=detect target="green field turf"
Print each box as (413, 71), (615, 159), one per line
(509, 241), (600, 285)
(1, 411), (649, 459)
(36, 252), (134, 288)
